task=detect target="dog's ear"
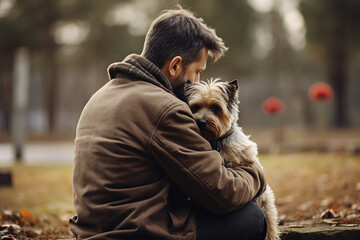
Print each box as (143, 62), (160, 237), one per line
(229, 79), (238, 91)
(226, 79), (239, 103)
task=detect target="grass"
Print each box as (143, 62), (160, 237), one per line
(0, 153), (359, 238)
(0, 164), (74, 216)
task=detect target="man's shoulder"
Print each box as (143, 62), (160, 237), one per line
(77, 77), (191, 138)
(109, 77), (188, 112)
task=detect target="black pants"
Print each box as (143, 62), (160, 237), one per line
(196, 201), (267, 240)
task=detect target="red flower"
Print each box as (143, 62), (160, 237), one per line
(309, 82), (333, 102)
(262, 97), (285, 114)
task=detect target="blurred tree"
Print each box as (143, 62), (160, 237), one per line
(0, 0), (270, 133)
(0, 0), (174, 132)
(4, 0), (357, 134)
(0, 0), (62, 132)
(180, 0), (256, 80)
(0, 0), (160, 133)
(300, 0), (360, 127)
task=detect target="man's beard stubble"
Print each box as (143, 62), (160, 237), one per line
(171, 72), (190, 103)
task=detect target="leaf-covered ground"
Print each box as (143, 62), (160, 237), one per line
(0, 165), (74, 239)
(261, 153), (360, 227)
(0, 153), (359, 239)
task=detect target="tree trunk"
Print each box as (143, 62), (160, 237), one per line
(328, 3), (349, 128)
(0, 54), (14, 133)
(328, 47), (348, 127)
(46, 51), (58, 133)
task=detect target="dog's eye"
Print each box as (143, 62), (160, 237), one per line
(190, 104), (200, 113)
(210, 105), (220, 113)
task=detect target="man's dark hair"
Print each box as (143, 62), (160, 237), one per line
(141, 7), (228, 69)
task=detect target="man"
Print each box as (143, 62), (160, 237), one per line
(70, 7), (267, 240)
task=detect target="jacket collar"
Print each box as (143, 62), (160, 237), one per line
(107, 54), (173, 94)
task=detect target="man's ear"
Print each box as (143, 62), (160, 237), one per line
(168, 56), (183, 79)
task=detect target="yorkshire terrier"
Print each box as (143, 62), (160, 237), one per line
(184, 78), (280, 240)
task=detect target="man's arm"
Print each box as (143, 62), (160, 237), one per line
(149, 103), (266, 215)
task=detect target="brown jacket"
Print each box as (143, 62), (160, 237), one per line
(69, 54), (266, 240)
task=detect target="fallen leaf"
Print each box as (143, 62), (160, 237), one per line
(19, 209), (33, 219)
(0, 234), (17, 240)
(321, 208), (339, 219)
(356, 182), (360, 191)
(0, 224), (22, 234)
(3, 210), (12, 216)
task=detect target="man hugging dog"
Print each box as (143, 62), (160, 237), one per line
(70, 6), (269, 240)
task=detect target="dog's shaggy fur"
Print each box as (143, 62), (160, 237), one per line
(185, 78), (280, 240)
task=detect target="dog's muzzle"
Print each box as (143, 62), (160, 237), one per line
(196, 119), (207, 129)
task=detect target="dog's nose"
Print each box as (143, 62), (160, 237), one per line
(196, 119), (207, 129)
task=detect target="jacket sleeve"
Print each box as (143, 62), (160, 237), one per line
(149, 103), (266, 215)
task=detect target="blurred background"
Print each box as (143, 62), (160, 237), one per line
(0, 2), (360, 237)
(1, 0), (360, 163)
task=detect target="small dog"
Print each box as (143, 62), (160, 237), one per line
(184, 78), (280, 240)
